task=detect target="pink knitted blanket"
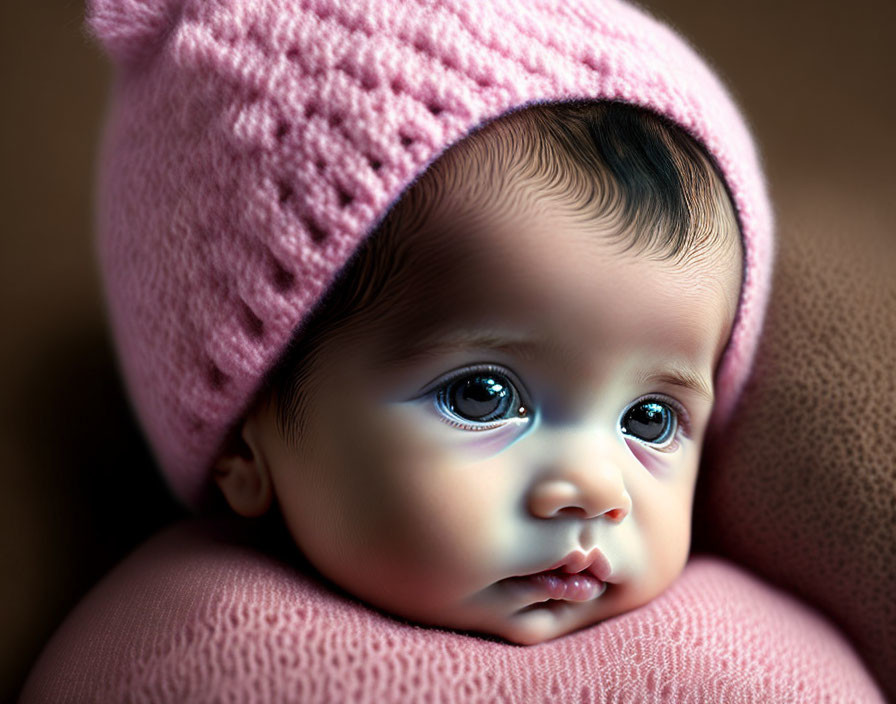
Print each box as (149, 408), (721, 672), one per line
(21, 520), (883, 703)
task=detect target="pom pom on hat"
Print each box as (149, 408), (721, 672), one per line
(86, 0), (183, 65)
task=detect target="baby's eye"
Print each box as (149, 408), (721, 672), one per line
(620, 399), (678, 448)
(431, 366), (531, 431)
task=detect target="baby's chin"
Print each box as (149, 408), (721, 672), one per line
(395, 586), (630, 646)
(434, 578), (670, 646)
(447, 604), (605, 646)
(490, 598), (620, 646)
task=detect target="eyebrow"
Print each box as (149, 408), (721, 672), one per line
(634, 368), (715, 405)
(374, 329), (715, 404)
(373, 330), (537, 370)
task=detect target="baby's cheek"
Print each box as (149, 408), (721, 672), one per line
(349, 408), (505, 591)
(379, 431), (501, 563)
(636, 497), (692, 592)
(625, 438), (670, 477)
(606, 456), (696, 604)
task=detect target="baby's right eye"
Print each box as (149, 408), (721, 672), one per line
(429, 365), (533, 432)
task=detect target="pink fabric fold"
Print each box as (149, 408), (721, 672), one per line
(21, 520), (884, 703)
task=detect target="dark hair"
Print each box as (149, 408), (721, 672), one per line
(265, 100), (741, 444)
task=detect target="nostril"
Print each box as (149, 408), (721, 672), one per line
(555, 506), (590, 519)
(604, 491), (632, 522)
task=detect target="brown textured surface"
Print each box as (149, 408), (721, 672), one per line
(696, 189), (896, 698)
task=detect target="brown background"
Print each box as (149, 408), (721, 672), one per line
(1, 1), (893, 701)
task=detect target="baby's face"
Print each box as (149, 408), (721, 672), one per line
(247, 176), (741, 645)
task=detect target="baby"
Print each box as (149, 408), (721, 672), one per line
(88, 0), (772, 647)
(214, 101), (743, 646)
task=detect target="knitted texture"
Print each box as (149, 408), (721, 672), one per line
(87, 0), (774, 507)
(21, 520), (883, 703)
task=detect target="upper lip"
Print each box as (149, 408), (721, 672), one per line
(542, 548), (613, 582)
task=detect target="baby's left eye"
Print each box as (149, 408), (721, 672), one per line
(620, 399), (678, 448)
(432, 366), (531, 431)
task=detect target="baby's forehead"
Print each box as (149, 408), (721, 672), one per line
(323, 103), (743, 369)
(387, 102), (742, 270)
(360, 185), (741, 402)
(393, 167), (739, 301)
(368, 165), (741, 346)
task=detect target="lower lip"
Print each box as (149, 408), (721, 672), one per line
(504, 569), (606, 602)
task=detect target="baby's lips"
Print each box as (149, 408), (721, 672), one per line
(527, 571), (606, 602)
(548, 547), (613, 582)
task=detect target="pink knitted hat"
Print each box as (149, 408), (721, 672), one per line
(87, 0), (774, 508)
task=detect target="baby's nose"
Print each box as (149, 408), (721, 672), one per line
(526, 432), (631, 522)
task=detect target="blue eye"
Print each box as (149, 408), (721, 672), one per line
(620, 400), (677, 446)
(432, 366), (531, 431)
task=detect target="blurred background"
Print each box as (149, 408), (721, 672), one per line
(1, 0), (893, 701)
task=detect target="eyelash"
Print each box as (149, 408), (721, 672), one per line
(419, 364), (691, 450)
(619, 394), (691, 453)
(421, 363), (533, 432)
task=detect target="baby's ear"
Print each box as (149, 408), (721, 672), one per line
(213, 417), (273, 518)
